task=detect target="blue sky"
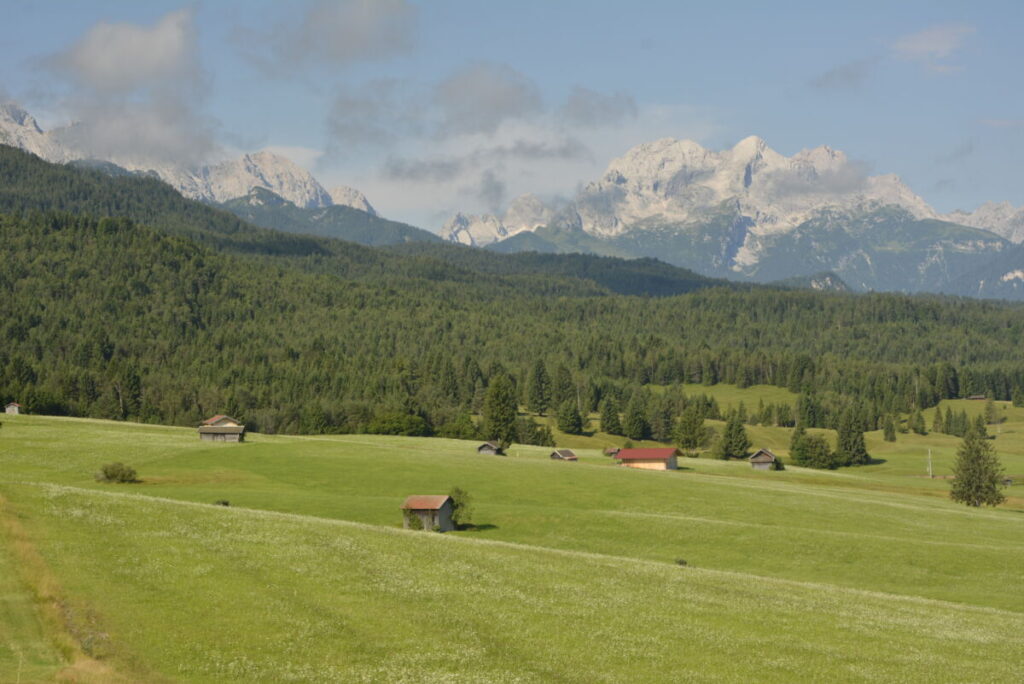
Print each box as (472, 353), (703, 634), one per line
(2, 1), (1021, 227)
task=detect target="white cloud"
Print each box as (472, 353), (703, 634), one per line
(52, 8), (198, 93)
(892, 24), (975, 72)
(268, 0), (416, 69)
(434, 63), (543, 137)
(44, 8), (218, 168)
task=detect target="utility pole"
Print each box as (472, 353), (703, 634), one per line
(928, 448), (933, 479)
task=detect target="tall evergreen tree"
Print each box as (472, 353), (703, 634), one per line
(551, 365), (575, 409)
(883, 414), (896, 442)
(674, 403), (706, 451)
(526, 360), (551, 416)
(908, 408), (927, 435)
(557, 399), (584, 435)
(482, 374), (518, 446)
(984, 398), (999, 425)
(599, 397), (622, 436)
(837, 409), (870, 466)
(623, 393), (650, 441)
(931, 406), (944, 434)
(713, 410), (750, 460)
(950, 417), (1005, 507)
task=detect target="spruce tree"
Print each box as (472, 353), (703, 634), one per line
(1013, 387), (1024, 408)
(909, 408), (927, 435)
(984, 398), (999, 425)
(551, 365), (574, 409)
(623, 394), (650, 441)
(482, 374), (518, 446)
(883, 414), (896, 442)
(713, 410), (750, 460)
(599, 397), (622, 435)
(674, 403), (706, 451)
(557, 399), (584, 435)
(950, 417), (1005, 507)
(837, 409), (870, 466)
(931, 406), (944, 434)
(526, 360), (551, 416)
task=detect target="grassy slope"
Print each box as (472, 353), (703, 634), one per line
(1, 411), (1022, 680)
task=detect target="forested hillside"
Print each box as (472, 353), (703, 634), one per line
(2, 146), (1024, 438)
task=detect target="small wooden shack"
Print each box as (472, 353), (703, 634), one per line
(4, 402), (21, 415)
(550, 449), (578, 461)
(603, 447), (621, 457)
(401, 495), (454, 532)
(477, 441), (505, 456)
(749, 448), (778, 471)
(198, 415), (245, 442)
(616, 447), (679, 471)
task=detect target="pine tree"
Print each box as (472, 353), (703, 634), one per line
(931, 406), (944, 434)
(984, 397), (999, 425)
(674, 403), (706, 451)
(551, 365), (574, 409)
(883, 414), (896, 442)
(836, 409), (870, 466)
(909, 408), (927, 435)
(557, 399), (584, 435)
(789, 423), (807, 459)
(482, 374), (518, 446)
(713, 410), (750, 460)
(599, 397), (622, 435)
(944, 406), (956, 435)
(950, 417), (1005, 507)
(623, 393), (650, 441)
(1012, 387), (1024, 408)
(526, 360), (551, 415)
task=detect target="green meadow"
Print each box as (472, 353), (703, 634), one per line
(1, 407), (1022, 682)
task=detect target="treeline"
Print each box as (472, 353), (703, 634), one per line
(3, 145), (1024, 437)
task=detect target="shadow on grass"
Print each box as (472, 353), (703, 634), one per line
(459, 524), (498, 532)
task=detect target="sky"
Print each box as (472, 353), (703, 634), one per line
(1, 0), (1022, 229)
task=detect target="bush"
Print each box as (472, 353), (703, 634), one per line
(214, 499), (230, 506)
(96, 462), (137, 483)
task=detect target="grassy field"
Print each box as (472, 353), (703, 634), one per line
(1, 408), (1022, 681)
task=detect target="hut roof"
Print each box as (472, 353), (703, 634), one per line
(198, 425), (245, 435)
(616, 448), (679, 461)
(749, 448), (777, 463)
(479, 441), (501, 450)
(603, 446), (621, 455)
(551, 449), (578, 460)
(201, 414), (242, 427)
(401, 495), (451, 511)
(5, 402), (21, 408)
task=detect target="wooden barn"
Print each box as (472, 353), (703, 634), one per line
(4, 402), (21, 415)
(616, 447), (679, 471)
(477, 441), (505, 456)
(198, 415), (246, 442)
(749, 448), (778, 471)
(401, 495), (454, 532)
(603, 447), (621, 457)
(550, 449), (578, 461)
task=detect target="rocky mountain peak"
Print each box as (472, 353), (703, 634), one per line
(329, 186), (377, 216)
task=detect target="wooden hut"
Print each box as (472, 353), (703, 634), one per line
(616, 447), (679, 471)
(603, 447), (621, 457)
(477, 441), (505, 456)
(749, 448), (778, 471)
(4, 402), (21, 415)
(401, 495), (454, 532)
(549, 449), (578, 461)
(198, 415), (246, 442)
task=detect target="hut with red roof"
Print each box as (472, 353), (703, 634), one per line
(615, 447), (679, 471)
(400, 495), (454, 532)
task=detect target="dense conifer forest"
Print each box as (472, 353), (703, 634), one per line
(2, 145), (1024, 437)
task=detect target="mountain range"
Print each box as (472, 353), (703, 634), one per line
(3, 100), (1023, 299)
(441, 136), (1024, 297)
